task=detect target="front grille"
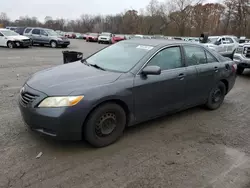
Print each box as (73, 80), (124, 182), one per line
(22, 39), (30, 42)
(243, 47), (250, 58)
(20, 92), (38, 106)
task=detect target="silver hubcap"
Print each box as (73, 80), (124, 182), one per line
(8, 43), (13, 48)
(51, 42), (56, 48)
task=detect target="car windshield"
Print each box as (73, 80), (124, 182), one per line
(90, 33), (98, 36)
(1, 30), (19, 36)
(86, 42), (153, 72)
(46, 30), (58, 36)
(208, 37), (219, 44)
(233, 37), (239, 43)
(101, 33), (111, 36)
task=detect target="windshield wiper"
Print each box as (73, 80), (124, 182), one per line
(88, 64), (106, 71)
(81, 59), (106, 71)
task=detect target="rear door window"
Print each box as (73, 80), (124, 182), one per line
(183, 45), (207, 66)
(32, 29), (40, 35)
(205, 51), (219, 63)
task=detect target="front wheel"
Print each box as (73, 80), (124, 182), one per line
(7, 41), (14, 48)
(83, 103), (126, 147)
(50, 41), (57, 48)
(205, 81), (226, 110)
(237, 66), (244, 75)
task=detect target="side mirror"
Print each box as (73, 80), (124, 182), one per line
(141, 66), (161, 76)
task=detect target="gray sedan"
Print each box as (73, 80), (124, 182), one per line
(18, 39), (237, 147)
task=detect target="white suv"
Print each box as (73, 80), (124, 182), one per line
(204, 35), (239, 59)
(98, 32), (113, 44)
(0, 28), (31, 48)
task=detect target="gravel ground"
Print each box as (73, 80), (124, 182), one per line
(1, 39), (250, 188)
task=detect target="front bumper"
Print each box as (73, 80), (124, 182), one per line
(233, 53), (250, 68)
(98, 38), (110, 42)
(14, 40), (32, 47)
(57, 40), (70, 46)
(18, 84), (87, 140)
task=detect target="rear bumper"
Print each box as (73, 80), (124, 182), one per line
(88, 38), (98, 42)
(233, 53), (250, 68)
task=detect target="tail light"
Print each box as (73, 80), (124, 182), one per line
(232, 63), (237, 72)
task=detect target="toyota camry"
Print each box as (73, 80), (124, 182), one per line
(19, 39), (237, 147)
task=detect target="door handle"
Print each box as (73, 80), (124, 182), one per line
(178, 73), (185, 80)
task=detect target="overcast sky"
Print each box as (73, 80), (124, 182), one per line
(1, 0), (218, 21)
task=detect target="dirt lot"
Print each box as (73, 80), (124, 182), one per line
(1, 39), (250, 188)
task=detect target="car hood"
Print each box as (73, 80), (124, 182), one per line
(8, 35), (30, 40)
(239, 43), (250, 47)
(26, 61), (122, 96)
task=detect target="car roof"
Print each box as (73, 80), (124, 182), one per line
(0, 28), (11, 31)
(123, 39), (202, 47)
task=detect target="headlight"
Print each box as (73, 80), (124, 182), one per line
(236, 47), (243, 53)
(38, 96), (84, 107)
(57, 38), (63, 41)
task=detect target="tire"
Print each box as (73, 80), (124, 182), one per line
(98, 41), (100, 44)
(7, 41), (14, 48)
(237, 66), (244, 75)
(206, 81), (226, 110)
(84, 103), (126, 147)
(50, 41), (57, 48)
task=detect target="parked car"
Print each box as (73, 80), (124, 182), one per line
(65, 32), (76, 39)
(132, 34), (145, 39)
(23, 27), (70, 48)
(18, 39), (237, 147)
(111, 34), (125, 44)
(86, 33), (99, 42)
(233, 42), (250, 74)
(0, 28), (32, 48)
(75, 33), (84, 39)
(83, 33), (89, 40)
(98, 32), (113, 44)
(5, 26), (17, 31)
(204, 35), (239, 59)
(11, 27), (27, 35)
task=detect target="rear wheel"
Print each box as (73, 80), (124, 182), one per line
(237, 66), (244, 75)
(83, 103), (126, 147)
(50, 41), (57, 48)
(7, 41), (14, 48)
(206, 81), (226, 110)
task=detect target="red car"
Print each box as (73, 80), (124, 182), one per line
(86, 33), (99, 42)
(111, 35), (126, 44)
(65, 32), (76, 39)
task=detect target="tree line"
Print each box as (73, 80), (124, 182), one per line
(1, 0), (250, 37)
